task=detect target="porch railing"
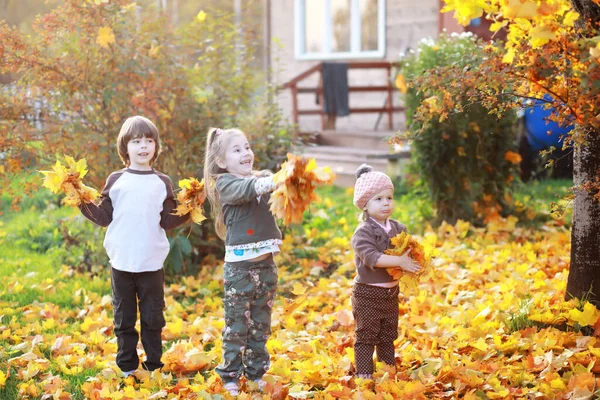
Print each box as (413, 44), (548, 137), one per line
(280, 61), (404, 132)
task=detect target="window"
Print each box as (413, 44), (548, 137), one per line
(295, 0), (385, 60)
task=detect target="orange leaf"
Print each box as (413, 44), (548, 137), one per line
(269, 154), (335, 225)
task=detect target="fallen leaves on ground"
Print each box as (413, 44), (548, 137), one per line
(40, 156), (100, 206)
(1, 201), (599, 398)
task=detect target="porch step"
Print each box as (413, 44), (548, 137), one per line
(301, 145), (405, 187)
(317, 130), (395, 152)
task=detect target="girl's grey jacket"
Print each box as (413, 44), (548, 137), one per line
(216, 173), (282, 246)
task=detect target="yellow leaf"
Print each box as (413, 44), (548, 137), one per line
(550, 378), (566, 390)
(504, 0), (539, 19)
(441, 0), (489, 26)
(502, 47), (516, 64)
(423, 96), (440, 113)
(403, 380), (427, 396)
(291, 283), (307, 296)
(529, 25), (556, 48)
(97, 26), (116, 48)
(395, 74), (407, 94)
(563, 10), (580, 27)
(122, 385), (136, 398)
(590, 43), (600, 59)
(197, 10), (207, 22)
(0, 370), (6, 388)
(568, 303), (600, 327)
(471, 337), (488, 352)
(149, 42), (161, 57)
(190, 208), (207, 224)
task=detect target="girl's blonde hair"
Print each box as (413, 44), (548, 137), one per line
(203, 127), (247, 240)
(116, 116), (161, 166)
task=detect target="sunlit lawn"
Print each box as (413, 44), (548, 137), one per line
(2, 179), (590, 399)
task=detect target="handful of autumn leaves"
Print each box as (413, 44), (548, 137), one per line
(41, 156), (207, 224)
(385, 231), (433, 289)
(172, 178), (206, 224)
(269, 154), (336, 225)
(41, 156), (100, 206)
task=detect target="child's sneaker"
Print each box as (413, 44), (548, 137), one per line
(224, 381), (239, 396)
(122, 370), (137, 378)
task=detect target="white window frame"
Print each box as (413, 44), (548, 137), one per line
(294, 0), (386, 60)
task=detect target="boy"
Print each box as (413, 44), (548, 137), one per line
(79, 116), (189, 377)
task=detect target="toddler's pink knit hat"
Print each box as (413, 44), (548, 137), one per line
(353, 164), (394, 209)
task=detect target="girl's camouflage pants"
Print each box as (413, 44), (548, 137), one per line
(216, 255), (278, 384)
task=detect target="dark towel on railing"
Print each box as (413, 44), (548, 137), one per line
(321, 62), (349, 117)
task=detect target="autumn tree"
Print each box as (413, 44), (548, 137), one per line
(0, 0), (292, 271)
(411, 0), (600, 303)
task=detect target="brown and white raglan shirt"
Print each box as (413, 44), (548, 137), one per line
(79, 168), (189, 273)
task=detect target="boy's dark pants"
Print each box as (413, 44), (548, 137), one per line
(111, 267), (166, 372)
(216, 256), (278, 384)
(351, 283), (399, 376)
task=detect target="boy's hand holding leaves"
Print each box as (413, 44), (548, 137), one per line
(40, 156), (100, 206)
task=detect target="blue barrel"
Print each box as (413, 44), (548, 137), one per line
(523, 95), (573, 152)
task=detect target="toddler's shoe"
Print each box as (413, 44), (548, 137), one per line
(224, 381), (239, 396)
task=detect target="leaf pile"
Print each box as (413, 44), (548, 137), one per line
(269, 154), (336, 225)
(172, 178), (206, 224)
(385, 231), (434, 288)
(3, 193), (600, 399)
(40, 156), (100, 206)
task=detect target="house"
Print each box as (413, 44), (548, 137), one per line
(264, 0), (474, 186)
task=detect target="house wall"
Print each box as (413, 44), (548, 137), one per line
(270, 0), (439, 133)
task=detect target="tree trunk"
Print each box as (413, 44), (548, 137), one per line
(564, 0), (600, 304)
(565, 128), (600, 304)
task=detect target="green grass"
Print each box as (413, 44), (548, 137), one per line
(0, 377), (19, 400)
(0, 206), (111, 311)
(307, 177), (572, 234)
(0, 174), (576, 399)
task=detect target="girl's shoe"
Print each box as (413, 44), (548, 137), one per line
(224, 382), (239, 396)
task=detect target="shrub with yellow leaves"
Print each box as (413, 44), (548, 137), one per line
(172, 178), (206, 224)
(385, 231), (433, 288)
(269, 154), (336, 225)
(40, 156), (100, 206)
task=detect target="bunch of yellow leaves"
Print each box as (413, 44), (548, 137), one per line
(270, 154), (336, 225)
(40, 156), (100, 206)
(172, 178), (206, 224)
(385, 231), (433, 289)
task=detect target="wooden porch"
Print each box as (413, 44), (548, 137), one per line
(280, 61), (411, 186)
